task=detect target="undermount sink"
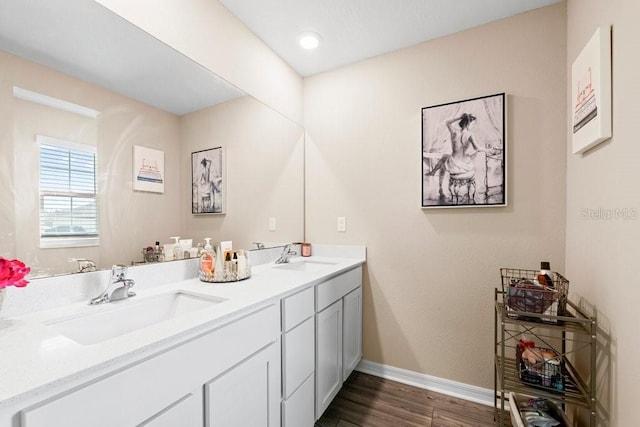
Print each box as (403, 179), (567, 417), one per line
(274, 259), (338, 273)
(45, 291), (227, 345)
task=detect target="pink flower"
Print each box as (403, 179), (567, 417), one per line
(0, 257), (31, 289)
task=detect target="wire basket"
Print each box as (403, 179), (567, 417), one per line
(501, 268), (569, 321)
(516, 345), (565, 392)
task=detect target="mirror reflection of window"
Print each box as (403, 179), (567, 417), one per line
(37, 135), (99, 248)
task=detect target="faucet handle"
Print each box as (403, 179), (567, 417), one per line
(111, 264), (128, 281)
(123, 279), (136, 298)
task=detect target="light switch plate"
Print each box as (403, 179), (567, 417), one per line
(269, 217), (276, 231)
(337, 216), (346, 232)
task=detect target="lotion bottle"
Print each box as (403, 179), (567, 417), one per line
(538, 261), (553, 288)
(199, 238), (214, 281)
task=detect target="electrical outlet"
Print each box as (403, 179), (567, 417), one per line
(337, 216), (346, 232)
(268, 217), (276, 231)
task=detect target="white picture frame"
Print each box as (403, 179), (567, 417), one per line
(133, 145), (165, 193)
(571, 26), (612, 154)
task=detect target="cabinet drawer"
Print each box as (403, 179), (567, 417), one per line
(282, 286), (314, 331)
(282, 374), (314, 427)
(282, 317), (315, 399)
(316, 266), (362, 312)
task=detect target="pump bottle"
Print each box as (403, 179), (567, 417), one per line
(199, 238), (215, 281)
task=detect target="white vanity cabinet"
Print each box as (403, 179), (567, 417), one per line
(18, 304), (281, 427)
(314, 266), (363, 420)
(280, 287), (315, 427)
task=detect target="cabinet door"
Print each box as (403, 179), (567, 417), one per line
(282, 316), (315, 399)
(205, 343), (281, 427)
(342, 286), (362, 381)
(315, 300), (342, 420)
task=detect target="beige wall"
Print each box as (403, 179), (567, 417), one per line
(0, 51), (181, 275)
(304, 4), (567, 388)
(94, 0), (304, 126)
(180, 95), (304, 251)
(566, 1), (640, 425)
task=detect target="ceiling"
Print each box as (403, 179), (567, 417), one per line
(0, 0), (244, 115)
(219, 0), (563, 77)
(0, 0), (563, 114)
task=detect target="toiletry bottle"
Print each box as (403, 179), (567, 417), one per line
(199, 238), (215, 281)
(221, 240), (233, 263)
(171, 236), (182, 260)
(213, 243), (225, 281)
(154, 241), (161, 261)
(232, 251), (237, 274)
(224, 252), (232, 278)
(538, 261), (553, 288)
(237, 250), (248, 278)
(180, 239), (193, 259)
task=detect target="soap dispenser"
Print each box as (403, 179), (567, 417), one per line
(199, 238), (215, 282)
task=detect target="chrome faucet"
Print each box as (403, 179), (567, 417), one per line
(275, 244), (297, 264)
(68, 257), (96, 273)
(89, 265), (136, 305)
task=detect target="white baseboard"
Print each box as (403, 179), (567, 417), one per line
(355, 359), (497, 407)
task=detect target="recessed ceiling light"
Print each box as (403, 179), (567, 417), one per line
(298, 32), (321, 50)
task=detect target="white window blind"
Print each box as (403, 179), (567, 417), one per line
(37, 135), (99, 248)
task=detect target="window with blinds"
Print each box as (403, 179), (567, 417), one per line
(38, 135), (99, 248)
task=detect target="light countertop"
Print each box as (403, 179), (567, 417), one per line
(0, 253), (365, 410)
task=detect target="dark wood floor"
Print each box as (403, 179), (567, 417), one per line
(315, 371), (509, 427)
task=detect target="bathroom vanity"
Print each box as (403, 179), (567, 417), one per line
(0, 246), (365, 426)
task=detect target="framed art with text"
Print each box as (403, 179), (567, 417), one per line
(133, 145), (164, 193)
(571, 26), (612, 154)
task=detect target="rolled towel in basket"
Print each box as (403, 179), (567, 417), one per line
(506, 279), (556, 314)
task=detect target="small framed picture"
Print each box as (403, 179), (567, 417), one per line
(191, 147), (224, 214)
(422, 93), (506, 208)
(133, 145), (164, 193)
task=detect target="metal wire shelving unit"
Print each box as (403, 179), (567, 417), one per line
(494, 288), (597, 426)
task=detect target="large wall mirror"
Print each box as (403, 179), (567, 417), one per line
(0, 0), (304, 277)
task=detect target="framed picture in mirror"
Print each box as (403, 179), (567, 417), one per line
(191, 147), (225, 214)
(133, 145), (165, 193)
(422, 92), (506, 208)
